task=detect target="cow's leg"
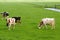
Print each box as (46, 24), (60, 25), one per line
(12, 23), (16, 30)
(51, 26), (55, 29)
(8, 24), (11, 30)
(44, 23), (47, 29)
(17, 20), (21, 23)
(45, 25), (48, 29)
(13, 25), (15, 30)
(51, 22), (55, 29)
(42, 21), (47, 29)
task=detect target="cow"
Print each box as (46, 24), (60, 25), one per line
(6, 18), (16, 30)
(1, 12), (9, 17)
(38, 18), (55, 29)
(1, 12), (9, 19)
(12, 17), (21, 23)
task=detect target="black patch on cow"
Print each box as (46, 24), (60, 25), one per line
(12, 17), (21, 23)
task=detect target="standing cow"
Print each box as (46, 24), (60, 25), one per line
(6, 18), (16, 30)
(38, 18), (55, 29)
(1, 12), (9, 19)
(1, 12), (9, 17)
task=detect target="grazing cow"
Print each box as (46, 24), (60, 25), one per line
(12, 17), (21, 23)
(6, 18), (16, 30)
(1, 12), (9, 19)
(38, 18), (55, 29)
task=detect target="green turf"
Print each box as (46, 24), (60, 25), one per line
(0, 2), (60, 40)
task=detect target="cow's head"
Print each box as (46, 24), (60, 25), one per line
(38, 21), (44, 29)
(39, 21), (43, 27)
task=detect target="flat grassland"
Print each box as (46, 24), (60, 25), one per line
(0, 2), (60, 40)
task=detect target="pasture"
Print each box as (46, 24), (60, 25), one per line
(0, 2), (60, 40)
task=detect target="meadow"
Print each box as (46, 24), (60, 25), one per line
(0, 2), (60, 40)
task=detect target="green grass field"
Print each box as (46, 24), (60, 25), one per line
(0, 2), (60, 40)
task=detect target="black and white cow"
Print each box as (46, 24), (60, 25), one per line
(1, 12), (9, 18)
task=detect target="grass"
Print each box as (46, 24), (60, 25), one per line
(0, 2), (60, 40)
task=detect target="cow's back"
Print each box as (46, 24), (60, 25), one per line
(42, 18), (54, 24)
